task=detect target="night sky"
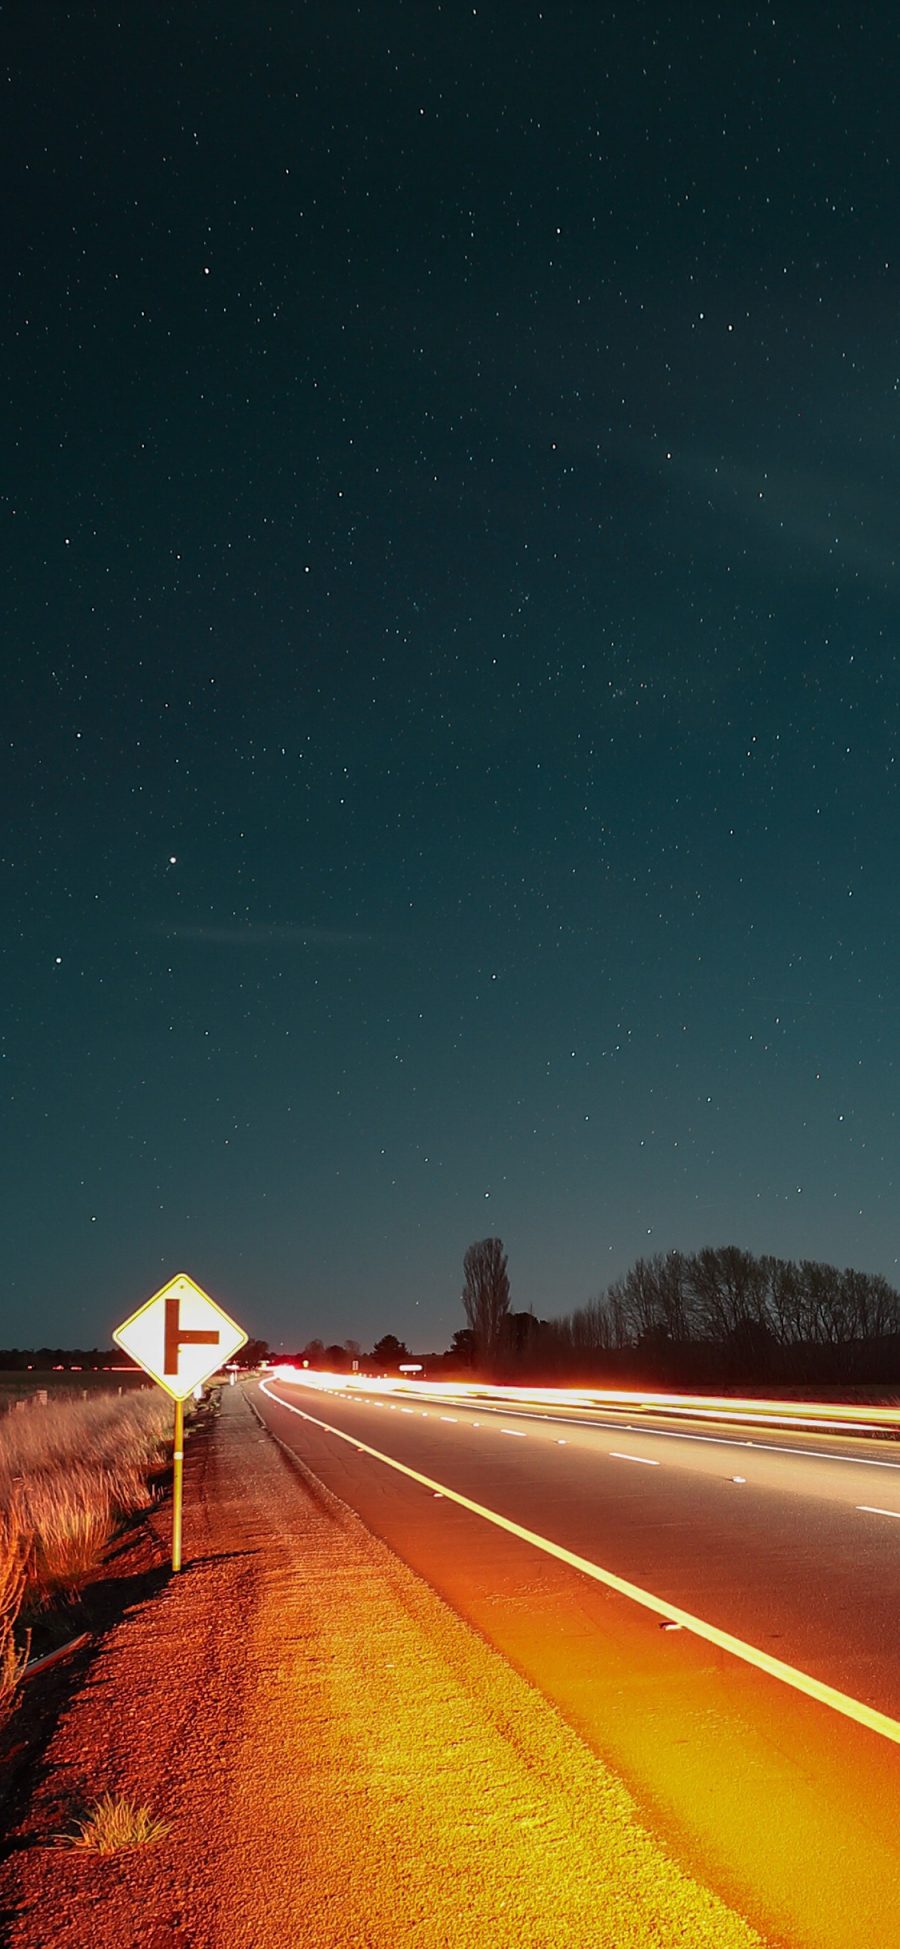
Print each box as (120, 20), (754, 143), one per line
(5, 4), (900, 1353)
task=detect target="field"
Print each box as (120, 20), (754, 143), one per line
(0, 1370), (151, 1410)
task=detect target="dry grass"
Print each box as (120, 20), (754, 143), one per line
(0, 1512), (30, 1724)
(59, 1792), (169, 1854)
(20, 1468), (119, 1598)
(0, 1391), (173, 1702)
(0, 1390), (170, 1493)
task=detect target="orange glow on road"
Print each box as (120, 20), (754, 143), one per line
(261, 1377), (900, 1750)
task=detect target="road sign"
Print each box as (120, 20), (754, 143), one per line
(113, 1272), (248, 1574)
(113, 1272), (247, 1400)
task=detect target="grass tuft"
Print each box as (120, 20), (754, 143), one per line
(59, 1792), (170, 1854)
(22, 1467), (117, 1599)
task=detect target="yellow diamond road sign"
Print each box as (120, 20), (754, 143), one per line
(113, 1272), (247, 1401)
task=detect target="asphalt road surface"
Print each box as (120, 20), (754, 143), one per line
(255, 1378), (900, 1949)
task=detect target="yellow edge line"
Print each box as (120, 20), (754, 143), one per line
(260, 1379), (900, 1750)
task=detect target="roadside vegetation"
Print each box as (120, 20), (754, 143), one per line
(0, 1389), (172, 1723)
(59, 1791), (169, 1855)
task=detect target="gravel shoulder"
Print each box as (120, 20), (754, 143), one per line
(0, 1385), (769, 1949)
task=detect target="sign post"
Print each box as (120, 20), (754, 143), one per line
(113, 1272), (247, 1572)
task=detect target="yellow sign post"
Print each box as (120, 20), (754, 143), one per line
(113, 1272), (247, 1571)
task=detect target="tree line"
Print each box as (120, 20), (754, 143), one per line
(269, 1236), (900, 1387)
(22, 1239), (897, 1392)
(460, 1239), (900, 1387)
(0, 1339), (272, 1374)
(0, 1347), (133, 1371)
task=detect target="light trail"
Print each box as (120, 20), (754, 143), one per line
(269, 1369), (900, 1474)
(260, 1380), (900, 1750)
(269, 1367), (900, 1439)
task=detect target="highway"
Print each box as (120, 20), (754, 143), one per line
(255, 1375), (900, 1949)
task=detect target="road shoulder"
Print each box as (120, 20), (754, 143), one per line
(0, 1384), (768, 1949)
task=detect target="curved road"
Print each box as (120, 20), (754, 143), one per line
(255, 1377), (900, 1949)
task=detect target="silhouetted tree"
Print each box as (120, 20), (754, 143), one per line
(371, 1333), (411, 1372)
(505, 1312), (536, 1358)
(241, 1338), (270, 1368)
(447, 1327), (476, 1368)
(462, 1237), (510, 1374)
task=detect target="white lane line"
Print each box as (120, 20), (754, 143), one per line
(400, 1407), (414, 1415)
(501, 1428), (527, 1438)
(259, 1381), (900, 1750)
(857, 1505), (900, 1520)
(440, 1416), (458, 1423)
(430, 1402), (900, 1472)
(610, 1452), (659, 1467)
(328, 1387), (900, 1474)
